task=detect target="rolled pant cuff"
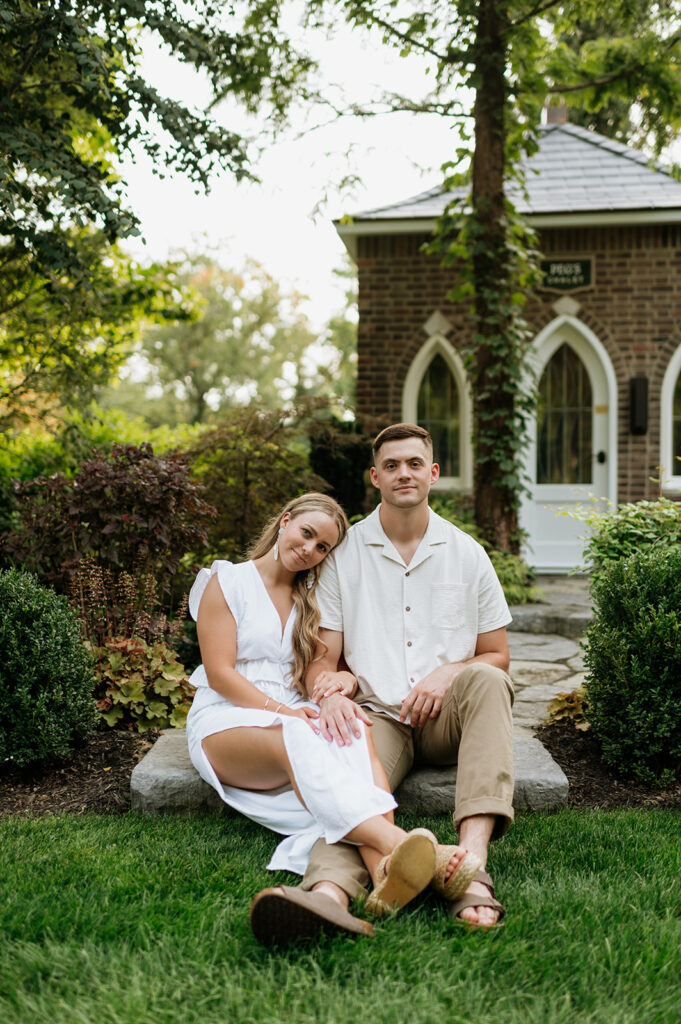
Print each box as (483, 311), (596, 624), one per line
(299, 865), (368, 901)
(454, 797), (515, 840)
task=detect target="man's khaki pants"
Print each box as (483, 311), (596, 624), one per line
(301, 664), (515, 898)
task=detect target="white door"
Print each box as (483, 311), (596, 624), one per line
(520, 317), (617, 573)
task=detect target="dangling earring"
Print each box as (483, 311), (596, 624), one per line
(273, 527), (283, 561)
(305, 570), (315, 590)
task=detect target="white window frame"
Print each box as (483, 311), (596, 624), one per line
(660, 342), (681, 493)
(401, 333), (473, 491)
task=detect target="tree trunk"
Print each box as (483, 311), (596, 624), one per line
(470, 0), (519, 553)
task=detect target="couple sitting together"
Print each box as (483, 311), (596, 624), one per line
(186, 422), (514, 946)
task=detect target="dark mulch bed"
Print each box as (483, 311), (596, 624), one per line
(0, 729), (159, 816)
(536, 722), (681, 810)
(1, 723), (679, 817)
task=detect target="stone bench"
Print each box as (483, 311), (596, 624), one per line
(130, 729), (568, 816)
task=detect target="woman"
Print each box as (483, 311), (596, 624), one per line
(186, 493), (479, 924)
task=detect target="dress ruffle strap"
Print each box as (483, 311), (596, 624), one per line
(188, 560), (233, 620)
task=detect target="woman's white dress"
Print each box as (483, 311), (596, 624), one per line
(186, 560), (396, 875)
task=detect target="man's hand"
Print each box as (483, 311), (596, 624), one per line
(318, 693), (372, 746)
(399, 663), (461, 729)
(310, 670), (357, 703)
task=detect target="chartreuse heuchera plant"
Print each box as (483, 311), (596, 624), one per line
(91, 636), (194, 732)
(69, 559), (194, 731)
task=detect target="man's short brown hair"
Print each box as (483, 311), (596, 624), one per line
(372, 423), (433, 463)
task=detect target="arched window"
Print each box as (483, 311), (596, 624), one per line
(536, 343), (593, 485)
(416, 352), (460, 478)
(402, 334), (472, 490)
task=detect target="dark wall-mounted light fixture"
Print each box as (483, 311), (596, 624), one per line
(629, 376), (648, 436)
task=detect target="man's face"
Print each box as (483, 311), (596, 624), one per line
(370, 437), (440, 509)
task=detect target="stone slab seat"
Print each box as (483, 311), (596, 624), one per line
(130, 729), (568, 816)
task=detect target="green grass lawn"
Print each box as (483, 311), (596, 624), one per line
(1, 809), (679, 1024)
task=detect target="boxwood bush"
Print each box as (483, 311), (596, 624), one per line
(0, 568), (97, 767)
(583, 546), (681, 787)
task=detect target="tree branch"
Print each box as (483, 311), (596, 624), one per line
(357, 12), (463, 65)
(509, 0), (564, 30)
(549, 27), (681, 94)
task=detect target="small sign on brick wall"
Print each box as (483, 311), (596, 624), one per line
(540, 256), (594, 292)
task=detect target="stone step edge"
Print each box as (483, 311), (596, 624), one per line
(131, 729), (568, 816)
(507, 606), (591, 639)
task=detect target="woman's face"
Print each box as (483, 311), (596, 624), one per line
(278, 510), (340, 571)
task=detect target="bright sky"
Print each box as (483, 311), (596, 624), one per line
(118, 16), (467, 330)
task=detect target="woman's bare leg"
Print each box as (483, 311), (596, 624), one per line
(203, 726), (407, 879)
(202, 726), (467, 888)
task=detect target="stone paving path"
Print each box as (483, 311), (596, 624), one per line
(507, 574), (590, 737)
(510, 633), (585, 738)
(508, 574), (590, 737)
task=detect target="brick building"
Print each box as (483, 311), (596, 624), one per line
(336, 122), (681, 572)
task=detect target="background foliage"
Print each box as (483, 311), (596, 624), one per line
(187, 406), (326, 563)
(1, 443), (215, 601)
(569, 497), (681, 580)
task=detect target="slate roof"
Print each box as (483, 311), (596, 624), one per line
(343, 123), (681, 227)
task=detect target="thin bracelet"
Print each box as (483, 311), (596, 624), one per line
(275, 703), (283, 714)
(264, 697), (271, 711)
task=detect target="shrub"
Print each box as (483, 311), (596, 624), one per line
(566, 497), (681, 579)
(583, 546), (681, 787)
(90, 637), (194, 731)
(0, 568), (97, 767)
(68, 557), (192, 731)
(0, 408), (200, 535)
(430, 495), (542, 605)
(187, 406), (325, 562)
(307, 413), (389, 518)
(1, 443), (215, 602)
(68, 557), (188, 649)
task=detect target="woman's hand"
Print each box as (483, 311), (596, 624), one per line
(310, 670), (357, 703)
(287, 705), (321, 734)
(318, 693), (371, 746)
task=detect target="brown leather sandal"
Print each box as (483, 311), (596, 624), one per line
(250, 886), (374, 946)
(447, 868), (506, 928)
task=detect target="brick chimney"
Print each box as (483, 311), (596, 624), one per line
(546, 101), (568, 124)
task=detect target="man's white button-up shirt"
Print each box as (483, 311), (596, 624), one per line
(316, 506), (512, 718)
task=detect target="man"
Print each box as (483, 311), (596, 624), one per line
(250, 423), (514, 944)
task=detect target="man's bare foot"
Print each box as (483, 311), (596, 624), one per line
(457, 880), (501, 928)
(453, 814), (504, 927)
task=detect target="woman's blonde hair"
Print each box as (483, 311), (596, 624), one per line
(248, 493), (349, 694)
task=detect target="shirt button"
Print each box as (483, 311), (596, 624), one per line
(407, 641), (412, 647)
(410, 677), (415, 683)
(405, 571), (410, 577)
(405, 606), (411, 612)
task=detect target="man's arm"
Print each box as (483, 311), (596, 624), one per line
(304, 628), (371, 744)
(399, 627), (510, 729)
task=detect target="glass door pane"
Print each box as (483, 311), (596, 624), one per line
(536, 344), (593, 484)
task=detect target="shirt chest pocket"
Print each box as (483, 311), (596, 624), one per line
(430, 584), (471, 631)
